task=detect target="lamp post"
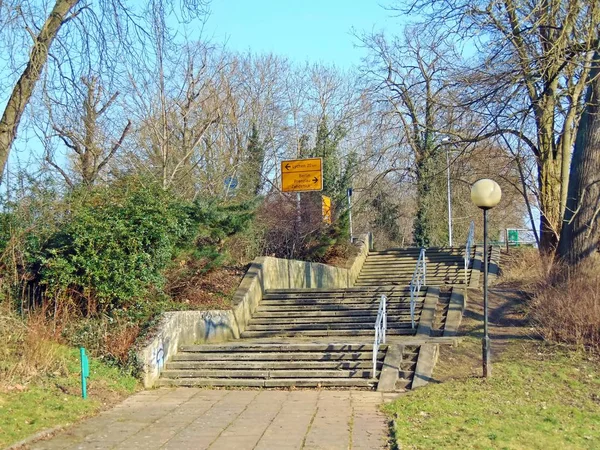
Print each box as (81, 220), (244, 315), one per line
(441, 137), (454, 247)
(470, 179), (502, 378)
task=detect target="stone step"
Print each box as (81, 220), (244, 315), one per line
(244, 322), (415, 331)
(261, 292), (419, 300)
(172, 351), (387, 361)
(240, 329), (416, 338)
(363, 257), (465, 263)
(355, 280), (465, 285)
(362, 259), (468, 265)
(251, 309), (418, 318)
(354, 282), (466, 287)
(359, 268), (464, 272)
(396, 378), (412, 390)
(362, 258), (464, 264)
(254, 308), (422, 316)
(359, 269), (466, 274)
(358, 270), (465, 276)
(179, 343), (385, 352)
(263, 287), (412, 295)
(160, 368), (379, 379)
(255, 302), (422, 310)
(259, 297), (414, 303)
(357, 270), (466, 275)
(256, 301), (423, 308)
(355, 276), (465, 282)
(369, 248), (464, 254)
(249, 314), (418, 324)
(259, 294), (424, 301)
(165, 360), (396, 370)
(156, 377), (377, 388)
(359, 266), (467, 272)
(355, 278), (465, 283)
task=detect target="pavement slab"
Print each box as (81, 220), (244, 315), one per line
(28, 389), (391, 450)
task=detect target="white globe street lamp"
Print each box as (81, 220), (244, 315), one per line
(471, 179), (502, 378)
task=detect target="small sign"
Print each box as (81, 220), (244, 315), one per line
(281, 158), (323, 192)
(224, 176), (238, 190)
(322, 195), (332, 224)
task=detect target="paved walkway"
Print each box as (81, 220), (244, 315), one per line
(30, 389), (392, 450)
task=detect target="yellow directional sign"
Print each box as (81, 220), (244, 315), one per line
(281, 158), (323, 192)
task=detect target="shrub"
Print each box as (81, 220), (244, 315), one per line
(188, 199), (257, 269)
(255, 192), (350, 262)
(530, 260), (600, 351)
(36, 178), (194, 313)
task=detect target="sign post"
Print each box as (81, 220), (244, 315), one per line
(281, 158), (323, 192)
(80, 347), (89, 399)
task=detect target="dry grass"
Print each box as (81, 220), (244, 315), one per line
(531, 260), (600, 351)
(0, 308), (68, 389)
(165, 259), (244, 310)
(499, 247), (553, 289)
(500, 248), (600, 352)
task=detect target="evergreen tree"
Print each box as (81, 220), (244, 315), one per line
(312, 117), (349, 206)
(298, 134), (311, 158)
(243, 122), (265, 196)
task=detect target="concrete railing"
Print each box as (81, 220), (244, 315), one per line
(136, 233), (372, 387)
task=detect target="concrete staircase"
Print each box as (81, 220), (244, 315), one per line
(355, 247), (473, 287)
(240, 287), (424, 339)
(431, 290), (452, 337)
(158, 246), (476, 390)
(158, 342), (420, 388)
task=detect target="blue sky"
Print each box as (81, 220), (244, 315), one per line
(205, 0), (398, 68)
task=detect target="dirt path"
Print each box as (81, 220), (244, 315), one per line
(434, 284), (540, 382)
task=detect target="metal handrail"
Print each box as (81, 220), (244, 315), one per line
(464, 221), (475, 284)
(373, 295), (387, 378)
(409, 248), (426, 329)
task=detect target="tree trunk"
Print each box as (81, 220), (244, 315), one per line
(557, 51), (600, 264)
(538, 156), (562, 253)
(413, 150), (437, 247)
(0, 0), (80, 183)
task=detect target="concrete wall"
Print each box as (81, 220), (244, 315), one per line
(137, 233), (371, 387)
(137, 310), (239, 388)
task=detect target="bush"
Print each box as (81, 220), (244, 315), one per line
(500, 248), (600, 352)
(255, 192), (350, 262)
(530, 260), (600, 351)
(35, 178), (194, 313)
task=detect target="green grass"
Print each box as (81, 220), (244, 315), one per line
(384, 338), (600, 450)
(0, 345), (139, 448)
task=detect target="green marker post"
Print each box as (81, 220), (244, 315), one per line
(80, 347), (89, 399)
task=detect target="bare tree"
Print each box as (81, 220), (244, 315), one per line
(360, 26), (463, 246)
(0, 0), (80, 182)
(399, 0), (600, 251)
(44, 76), (131, 187)
(0, 0), (209, 184)
(127, 41), (228, 197)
